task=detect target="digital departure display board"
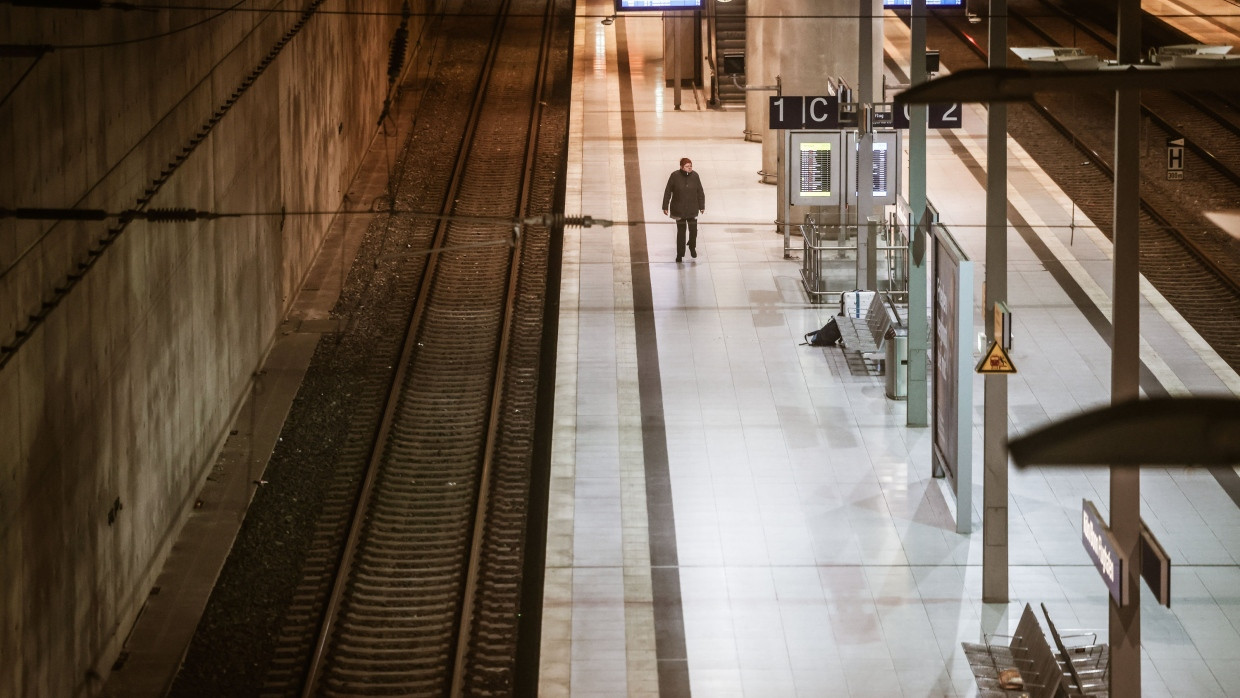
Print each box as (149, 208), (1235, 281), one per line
(871, 142), (889, 197)
(798, 143), (834, 198)
(883, 0), (962, 6)
(787, 132), (843, 206)
(615, 0), (703, 11)
(844, 131), (900, 206)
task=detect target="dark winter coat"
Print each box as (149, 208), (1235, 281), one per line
(662, 169), (705, 219)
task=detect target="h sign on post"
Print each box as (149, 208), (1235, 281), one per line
(1167, 137), (1185, 180)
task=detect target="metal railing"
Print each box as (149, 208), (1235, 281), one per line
(798, 211), (911, 304)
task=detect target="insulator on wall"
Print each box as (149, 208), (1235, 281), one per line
(388, 28), (409, 84)
(141, 208), (217, 222)
(524, 214), (615, 229)
(387, 1), (412, 84)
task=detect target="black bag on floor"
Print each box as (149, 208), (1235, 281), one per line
(802, 317), (841, 347)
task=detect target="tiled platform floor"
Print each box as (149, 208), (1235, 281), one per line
(538, 3), (1240, 696)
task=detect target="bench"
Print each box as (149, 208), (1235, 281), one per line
(836, 291), (904, 361)
(961, 604), (1109, 697)
(962, 604), (1064, 697)
(1040, 603), (1109, 696)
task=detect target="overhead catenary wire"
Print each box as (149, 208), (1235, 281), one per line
(9, 1), (1240, 19)
(0, 47), (50, 110)
(6, 205), (1175, 234)
(1, 0), (299, 284)
(0, 206), (619, 228)
(0, 0), (332, 371)
(7, 4), (1236, 54)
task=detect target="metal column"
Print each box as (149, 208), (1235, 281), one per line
(857, 0), (877, 289)
(982, 0), (1009, 604)
(667, 12), (684, 111)
(907, 0), (929, 427)
(1111, 0), (1142, 693)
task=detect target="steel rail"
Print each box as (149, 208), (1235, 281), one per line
(449, 0), (556, 693)
(929, 8), (1240, 301)
(298, 1), (514, 694)
(1016, 0), (1240, 190)
(1030, 0), (1240, 136)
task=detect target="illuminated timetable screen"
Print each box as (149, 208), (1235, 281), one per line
(883, 0), (962, 5)
(844, 131), (900, 206)
(615, 0), (704, 10)
(799, 143), (834, 198)
(871, 142), (889, 197)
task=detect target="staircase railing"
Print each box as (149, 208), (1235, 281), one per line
(703, 3), (718, 106)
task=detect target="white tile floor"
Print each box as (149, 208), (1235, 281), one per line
(539, 2), (1240, 696)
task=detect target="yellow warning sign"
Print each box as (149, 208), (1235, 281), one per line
(976, 341), (1017, 374)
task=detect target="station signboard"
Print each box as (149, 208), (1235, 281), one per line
(771, 96), (961, 130)
(769, 95), (839, 130)
(890, 102), (964, 129)
(1140, 521), (1172, 608)
(1082, 499), (1127, 606)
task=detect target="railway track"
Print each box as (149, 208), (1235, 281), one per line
(1015, 0), (1240, 193)
(916, 5), (1240, 376)
(245, 0), (568, 695)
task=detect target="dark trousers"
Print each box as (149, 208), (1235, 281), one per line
(675, 217), (698, 258)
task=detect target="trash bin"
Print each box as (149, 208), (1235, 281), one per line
(884, 326), (908, 400)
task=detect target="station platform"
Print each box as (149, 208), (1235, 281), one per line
(538, 2), (1240, 696)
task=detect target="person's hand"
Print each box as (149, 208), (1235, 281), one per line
(699, 209), (705, 215)
(662, 209), (668, 216)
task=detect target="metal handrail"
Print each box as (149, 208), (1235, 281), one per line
(800, 215), (910, 303)
(703, 4), (718, 107)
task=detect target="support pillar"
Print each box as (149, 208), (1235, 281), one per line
(668, 13), (684, 110)
(757, 2), (861, 234)
(1110, 0), (1142, 693)
(907, 0), (929, 426)
(982, 0), (1008, 604)
(856, 0), (880, 288)
(745, 0), (773, 145)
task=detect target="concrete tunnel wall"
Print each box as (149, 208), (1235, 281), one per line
(0, 1), (430, 694)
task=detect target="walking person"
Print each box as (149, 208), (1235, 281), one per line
(661, 157), (705, 263)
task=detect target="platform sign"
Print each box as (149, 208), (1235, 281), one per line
(871, 104), (896, 129)
(1083, 500), (1128, 606)
(770, 95), (960, 130)
(1140, 520), (1172, 608)
(1167, 137), (1184, 180)
(770, 96), (804, 129)
(891, 102), (964, 129)
(769, 95), (839, 130)
(804, 96), (839, 129)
